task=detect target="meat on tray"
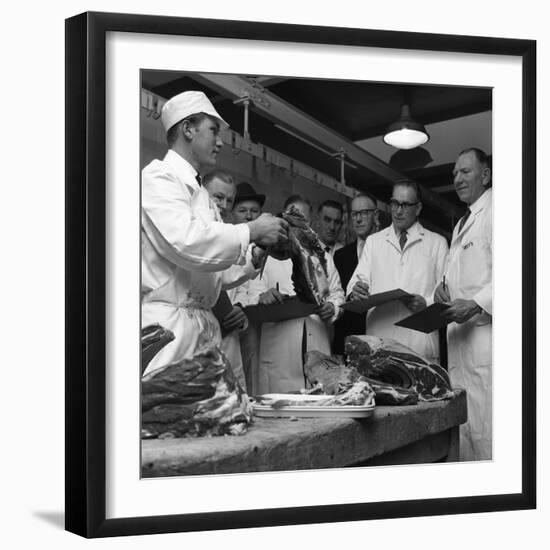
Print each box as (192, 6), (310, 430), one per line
(141, 345), (252, 439)
(345, 335), (454, 402)
(304, 350), (419, 406)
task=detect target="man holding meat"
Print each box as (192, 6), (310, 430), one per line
(434, 148), (493, 461)
(347, 180), (448, 363)
(141, 90), (287, 376)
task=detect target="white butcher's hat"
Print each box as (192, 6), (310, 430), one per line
(161, 90), (229, 133)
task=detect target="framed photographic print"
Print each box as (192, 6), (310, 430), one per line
(65, 11), (536, 538)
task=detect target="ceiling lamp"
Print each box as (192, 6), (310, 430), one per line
(383, 104), (429, 150)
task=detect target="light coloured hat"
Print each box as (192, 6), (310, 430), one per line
(161, 90), (229, 133)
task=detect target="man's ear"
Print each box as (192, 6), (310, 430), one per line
(180, 119), (195, 141)
(482, 167), (492, 188)
(416, 201), (423, 217)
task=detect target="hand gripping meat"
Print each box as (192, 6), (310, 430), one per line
(266, 206), (329, 305)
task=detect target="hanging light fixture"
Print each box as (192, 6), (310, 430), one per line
(383, 104), (430, 150)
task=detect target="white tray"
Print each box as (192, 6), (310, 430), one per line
(251, 394), (375, 418)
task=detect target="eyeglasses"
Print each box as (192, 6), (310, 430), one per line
(389, 199), (419, 211)
(350, 209), (377, 219)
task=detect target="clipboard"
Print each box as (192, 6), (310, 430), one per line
(244, 296), (318, 323)
(211, 291), (234, 337)
(341, 288), (412, 314)
(394, 302), (451, 333)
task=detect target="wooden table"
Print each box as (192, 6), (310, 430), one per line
(142, 389), (467, 477)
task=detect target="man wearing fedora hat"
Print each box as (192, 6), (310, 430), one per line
(232, 182), (266, 223)
(141, 91), (288, 376)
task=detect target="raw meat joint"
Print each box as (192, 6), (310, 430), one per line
(269, 205), (329, 305)
(345, 335), (454, 402)
(141, 346), (252, 439)
(141, 324), (175, 375)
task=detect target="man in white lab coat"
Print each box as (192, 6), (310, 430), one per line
(347, 180), (448, 362)
(434, 148), (493, 461)
(141, 90), (288, 377)
(257, 196), (345, 393)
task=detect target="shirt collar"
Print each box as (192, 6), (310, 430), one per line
(164, 149), (202, 190)
(387, 221), (423, 240)
(469, 187), (492, 215)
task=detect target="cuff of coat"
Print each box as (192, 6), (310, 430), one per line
(472, 290), (492, 316)
(327, 300), (343, 324)
(234, 224), (251, 265)
(242, 245), (262, 279)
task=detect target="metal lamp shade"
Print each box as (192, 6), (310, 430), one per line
(383, 104), (430, 150)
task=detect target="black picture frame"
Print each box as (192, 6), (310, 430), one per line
(65, 11), (536, 538)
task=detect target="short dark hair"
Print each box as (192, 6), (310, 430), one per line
(457, 147), (492, 187)
(203, 170), (235, 187)
(166, 113), (210, 147)
(318, 199), (344, 215)
(393, 179), (422, 203)
(458, 147), (491, 170)
(284, 194), (312, 211)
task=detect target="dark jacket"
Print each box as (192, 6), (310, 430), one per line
(333, 241), (366, 354)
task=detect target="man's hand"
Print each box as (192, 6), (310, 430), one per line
(401, 294), (427, 313)
(349, 281), (370, 301)
(221, 306), (247, 332)
(434, 281), (451, 304)
(442, 299), (481, 324)
(315, 302), (335, 322)
(258, 288), (285, 305)
(251, 244), (268, 269)
(248, 214), (289, 248)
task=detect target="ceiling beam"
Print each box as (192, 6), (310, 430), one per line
(192, 73), (463, 221)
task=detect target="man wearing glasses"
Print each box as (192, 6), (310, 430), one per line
(332, 193), (379, 354)
(347, 180), (448, 363)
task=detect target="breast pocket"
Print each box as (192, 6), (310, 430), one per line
(458, 237), (490, 294)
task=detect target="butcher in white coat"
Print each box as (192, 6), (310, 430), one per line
(434, 148), (493, 461)
(347, 180), (448, 362)
(141, 91), (288, 376)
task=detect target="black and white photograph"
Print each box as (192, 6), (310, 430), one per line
(59, 7), (538, 540)
(139, 70), (493, 475)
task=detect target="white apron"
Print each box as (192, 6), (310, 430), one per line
(257, 256), (344, 394)
(141, 150), (249, 376)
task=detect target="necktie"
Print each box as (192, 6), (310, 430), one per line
(195, 174), (202, 187)
(458, 208), (471, 233)
(325, 246), (331, 254)
(399, 230), (407, 250)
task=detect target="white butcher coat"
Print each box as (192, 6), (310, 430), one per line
(257, 255), (345, 394)
(347, 222), (448, 362)
(141, 150), (251, 377)
(444, 188), (492, 461)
